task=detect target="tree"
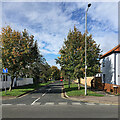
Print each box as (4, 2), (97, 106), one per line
(56, 26), (102, 89)
(1, 26), (32, 91)
(1, 26), (41, 90)
(27, 40), (43, 85)
(25, 40), (51, 84)
(51, 66), (60, 80)
(40, 62), (52, 83)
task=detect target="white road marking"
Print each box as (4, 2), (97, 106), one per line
(58, 102), (67, 105)
(104, 104), (111, 105)
(85, 103), (96, 105)
(32, 102), (41, 105)
(99, 103), (105, 105)
(31, 97), (40, 105)
(31, 96), (38, 98)
(48, 88), (51, 91)
(42, 93), (46, 96)
(99, 103), (111, 105)
(72, 102), (81, 105)
(2, 104), (12, 106)
(45, 102), (54, 105)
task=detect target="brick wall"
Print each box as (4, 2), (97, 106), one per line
(103, 83), (120, 94)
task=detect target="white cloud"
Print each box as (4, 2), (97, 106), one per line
(37, 32), (64, 54)
(23, 3), (78, 35)
(39, 49), (52, 54)
(2, 2), (118, 66)
(86, 2), (118, 54)
(14, 3), (80, 55)
(47, 59), (61, 69)
(93, 31), (118, 54)
(89, 2), (118, 31)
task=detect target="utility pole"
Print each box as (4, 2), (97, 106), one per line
(85, 3), (91, 96)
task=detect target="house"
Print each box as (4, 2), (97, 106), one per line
(100, 44), (120, 94)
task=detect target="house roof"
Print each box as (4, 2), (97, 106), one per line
(100, 44), (120, 59)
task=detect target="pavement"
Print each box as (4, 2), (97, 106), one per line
(2, 96), (16, 100)
(63, 87), (119, 105)
(65, 95), (119, 105)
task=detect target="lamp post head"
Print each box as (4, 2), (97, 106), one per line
(88, 3), (91, 8)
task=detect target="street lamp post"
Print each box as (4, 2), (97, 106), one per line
(85, 3), (91, 96)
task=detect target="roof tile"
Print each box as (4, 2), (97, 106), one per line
(100, 44), (120, 59)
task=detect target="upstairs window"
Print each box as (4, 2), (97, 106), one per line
(103, 74), (105, 83)
(103, 58), (105, 67)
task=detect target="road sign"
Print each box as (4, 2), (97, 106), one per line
(2, 68), (8, 94)
(3, 68), (8, 73)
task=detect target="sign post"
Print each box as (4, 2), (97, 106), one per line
(3, 68), (8, 94)
(5, 74), (6, 94)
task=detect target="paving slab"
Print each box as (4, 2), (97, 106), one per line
(68, 96), (119, 105)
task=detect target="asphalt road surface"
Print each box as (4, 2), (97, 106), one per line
(2, 81), (119, 119)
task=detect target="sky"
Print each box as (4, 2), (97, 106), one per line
(1, 1), (118, 69)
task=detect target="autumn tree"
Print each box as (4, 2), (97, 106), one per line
(40, 62), (52, 83)
(51, 66), (60, 80)
(28, 40), (51, 85)
(1, 26), (58, 90)
(18, 33), (34, 78)
(1, 26), (38, 90)
(1, 26), (30, 90)
(56, 26), (101, 89)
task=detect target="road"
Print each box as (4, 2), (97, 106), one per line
(2, 81), (119, 119)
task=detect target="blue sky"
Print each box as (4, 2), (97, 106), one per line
(1, 1), (118, 69)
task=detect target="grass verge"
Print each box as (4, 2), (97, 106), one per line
(64, 81), (104, 97)
(1, 80), (54, 97)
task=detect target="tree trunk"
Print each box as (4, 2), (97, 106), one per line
(14, 76), (18, 87)
(33, 77), (37, 85)
(78, 78), (81, 90)
(68, 76), (70, 88)
(9, 76), (15, 91)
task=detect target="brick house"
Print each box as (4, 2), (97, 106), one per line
(100, 44), (120, 94)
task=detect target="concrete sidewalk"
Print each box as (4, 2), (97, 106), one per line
(67, 95), (119, 105)
(62, 84), (119, 105)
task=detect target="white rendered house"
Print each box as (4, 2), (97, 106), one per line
(100, 44), (120, 93)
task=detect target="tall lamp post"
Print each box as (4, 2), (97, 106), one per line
(85, 3), (91, 96)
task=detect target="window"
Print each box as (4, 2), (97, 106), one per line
(103, 74), (105, 83)
(103, 58), (105, 67)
